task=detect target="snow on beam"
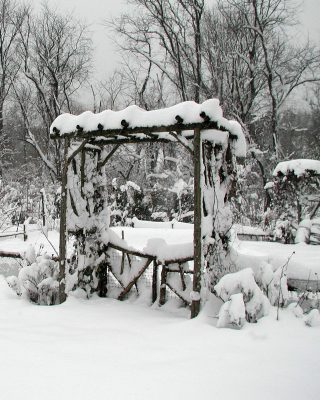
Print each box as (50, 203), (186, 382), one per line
(50, 99), (246, 158)
(107, 242), (194, 265)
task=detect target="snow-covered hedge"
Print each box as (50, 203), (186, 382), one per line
(265, 158), (320, 243)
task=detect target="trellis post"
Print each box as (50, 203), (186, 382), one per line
(191, 127), (202, 318)
(58, 138), (69, 304)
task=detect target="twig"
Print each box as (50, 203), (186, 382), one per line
(40, 229), (59, 256)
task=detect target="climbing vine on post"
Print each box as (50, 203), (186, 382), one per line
(191, 129), (237, 317)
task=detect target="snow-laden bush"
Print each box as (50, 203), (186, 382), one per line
(295, 218), (312, 244)
(7, 253), (59, 305)
(216, 293), (246, 329)
(214, 268), (270, 327)
(273, 219), (293, 243)
(287, 302), (304, 318)
(6, 275), (22, 296)
(255, 261), (289, 307)
(304, 309), (320, 327)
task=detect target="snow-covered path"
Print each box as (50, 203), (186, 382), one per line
(0, 277), (319, 400)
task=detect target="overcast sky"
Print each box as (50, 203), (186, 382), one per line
(37, 0), (319, 83)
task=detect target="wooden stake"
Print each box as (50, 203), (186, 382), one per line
(152, 260), (158, 303)
(120, 251), (125, 275)
(159, 265), (168, 306)
(23, 224), (27, 242)
(178, 263), (186, 291)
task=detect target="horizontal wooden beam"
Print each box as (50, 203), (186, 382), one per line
(0, 250), (22, 258)
(107, 242), (193, 265)
(50, 120), (234, 141)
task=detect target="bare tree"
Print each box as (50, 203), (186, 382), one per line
(107, 0), (205, 105)
(15, 4), (92, 179)
(0, 0), (28, 169)
(222, 0), (320, 158)
(203, 4), (266, 133)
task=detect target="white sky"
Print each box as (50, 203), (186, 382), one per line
(39, 0), (320, 83)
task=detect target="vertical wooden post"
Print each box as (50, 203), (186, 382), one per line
(58, 138), (69, 304)
(40, 190), (46, 227)
(152, 260), (158, 303)
(159, 265), (167, 306)
(80, 148), (85, 197)
(191, 127), (202, 318)
(23, 224), (27, 242)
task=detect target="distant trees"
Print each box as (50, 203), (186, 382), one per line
(0, 0), (28, 170)
(14, 4), (92, 180)
(224, 0), (320, 158)
(100, 0), (320, 226)
(0, 0), (92, 181)
(107, 0), (320, 155)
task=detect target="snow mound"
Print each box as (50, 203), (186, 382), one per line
(273, 159), (320, 177)
(217, 292), (246, 329)
(214, 268), (270, 325)
(304, 309), (320, 327)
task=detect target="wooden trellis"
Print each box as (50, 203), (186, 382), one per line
(50, 102), (245, 318)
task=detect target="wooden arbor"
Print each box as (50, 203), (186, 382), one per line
(50, 100), (245, 317)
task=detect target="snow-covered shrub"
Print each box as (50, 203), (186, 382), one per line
(6, 276), (22, 296)
(110, 178), (151, 225)
(23, 244), (37, 265)
(214, 268), (270, 326)
(287, 302), (304, 318)
(310, 218), (320, 245)
(273, 219), (293, 243)
(304, 309), (320, 327)
(217, 293), (246, 329)
(16, 255), (59, 305)
(255, 261), (289, 307)
(266, 159), (320, 242)
(295, 218), (312, 244)
(231, 154), (266, 227)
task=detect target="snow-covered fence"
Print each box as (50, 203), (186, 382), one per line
(104, 242), (194, 306)
(50, 99), (246, 316)
(233, 225), (272, 242)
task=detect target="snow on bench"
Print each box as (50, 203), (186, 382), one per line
(102, 227), (193, 264)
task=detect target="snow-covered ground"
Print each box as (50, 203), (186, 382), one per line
(0, 277), (319, 400)
(232, 239), (320, 281)
(0, 228), (320, 399)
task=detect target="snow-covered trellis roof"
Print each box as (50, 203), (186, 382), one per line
(50, 99), (246, 157)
